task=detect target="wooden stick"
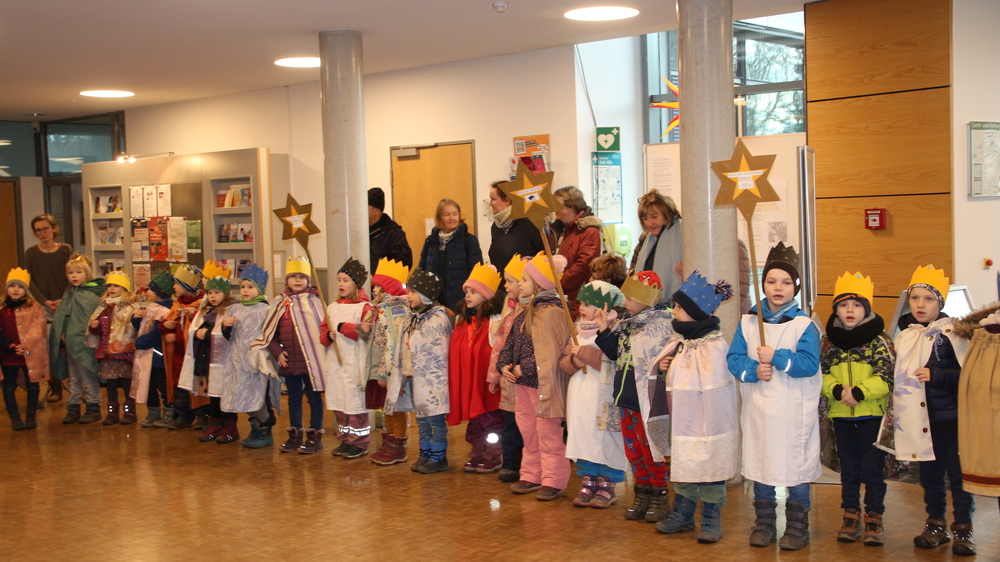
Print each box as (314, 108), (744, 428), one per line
(539, 225), (586, 374)
(303, 244), (343, 365)
(744, 218), (767, 347)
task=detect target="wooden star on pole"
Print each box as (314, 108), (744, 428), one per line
(499, 161), (558, 231)
(711, 138), (779, 221)
(273, 193), (321, 249)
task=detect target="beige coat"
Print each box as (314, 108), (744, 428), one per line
(0, 302), (50, 383)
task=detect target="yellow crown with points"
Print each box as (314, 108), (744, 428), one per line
(621, 273), (663, 307)
(285, 255), (312, 278)
(6, 268), (30, 288)
(466, 262), (502, 295)
(833, 271), (874, 304)
(202, 260), (232, 280)
(106, 270), (131, 292)
(374, 258), (409, 284)
(504, 253), (527, 281)
(908, 264), (949, 303)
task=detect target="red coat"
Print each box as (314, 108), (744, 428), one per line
(447, 314), (499, 425)
(557, 214), (603, 319)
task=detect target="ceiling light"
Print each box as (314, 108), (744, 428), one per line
(0, 140), (11, 146)
(80, 90), (135, 98)
(564, 6), (639, 21)
(275, 57), (320, 68)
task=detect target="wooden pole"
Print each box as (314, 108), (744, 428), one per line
(303, 244), (343, 365)
(539, 225), (586, 374)
(744, 218), (767, 347)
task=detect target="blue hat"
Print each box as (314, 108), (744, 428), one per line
(672, 270), (733, 321)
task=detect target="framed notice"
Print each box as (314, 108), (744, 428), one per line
(969, 121), (1000, 198)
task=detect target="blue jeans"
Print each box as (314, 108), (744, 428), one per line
(834, 417), (887, 514)
(754, 481), (811, 508)
(416, 413), (448, 444)
(283, 374), (324, 430)
(575, 459), (626, 483)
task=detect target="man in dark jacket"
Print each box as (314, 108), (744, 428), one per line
(368, 187), (413, 271)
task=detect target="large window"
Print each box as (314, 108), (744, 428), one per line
(645, 12), (804, 143)
(44, 113), (125, 176)
(0, 121), (38, 177)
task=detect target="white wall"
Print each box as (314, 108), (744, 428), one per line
(952, 0), (1000, 306)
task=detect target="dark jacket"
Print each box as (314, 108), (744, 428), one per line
(369, 213), (413, 271)
(419, 223), (483, 312)
(268, 304), (309, 376)
(488, 217), (544, 272)
(898, 312), (961, 429)
(556, 212), (603, 319)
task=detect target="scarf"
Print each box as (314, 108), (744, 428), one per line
(825, 312), (885, 351)
(671, 315), (720, 340)
(751, 298), (798, 323)
(5, 297), (27, 309)
(438, 229), (456, 251)
(105, 295), (122, 305)
(240, 295), (267, 306)
(493, 206), (513, 231)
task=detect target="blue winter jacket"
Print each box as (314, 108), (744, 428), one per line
(727, 299), (821, 383)
(418, 223), (483, 312)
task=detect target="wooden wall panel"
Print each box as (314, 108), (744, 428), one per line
(816, 193), (951, 298)
(809, 88), (951, 198)
(815, 295), (902, 330)
(805, 0), (951, 101)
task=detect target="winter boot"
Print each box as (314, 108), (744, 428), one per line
(46, 380), (63, 403)
(863, 511), (885, 546)
(369, 433), (393, 463)
(510, 480), (544, 494)
(298, 428), (324, 454)
(625, 484), (653, 521)
(748, 499), (777, 547)
(655, 495), (697, 534)
(464, 443), (485, 472)
(589, 476), (618, 508)
(62, 403), (82, 424)
(280, 427), (303, 453)
(370, 434), (408, 465)
(193, 411), (208, 430)
(498, 469), (520, 483)
(331, 441), (352, 456)
(24, 411), (36, 430)
(418, 442), (449, 474)
(837, 509), (863, 542)
(9, 414), (25, 431)
(166, 414), (193, 430)
(241, 420), (274, 448)
(573, 475), (598, 507)
(411, 443), (431, 472)
(536, 486), (563, 501)
(120, 400), (138, 425)
(141, 406), (162, 427)
(102, 402), (120, 425)
(698, 502), (723, 543)
(476, 443), (503, 473)
(152, 407), (174, 428)
(343, 443), (368, 459)
(778, 501), (811, 550)
(79, 403), (102, 424)
(913, 518), (950, 549)
(198, 418), (224, 442)
(216, 418), (240, 444)
(645, 486), (671, 522)
(951, 523), (976, 556)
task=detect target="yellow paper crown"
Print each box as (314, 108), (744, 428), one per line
(528, 252), (563, 285)
(285, 255), (312, 278)
(6, 268), (30, 288)
(374, 257), (409, 284)
(106, 270), (132, 292)
(621, 273), (663, 307)
(908, 264), (949, 303)
(833, 271), (874, 304)
(202, 259), (232, 280)
(466, 262), (502, 295)
(504, 253), (527, 280)
(68, 252), (93, 269)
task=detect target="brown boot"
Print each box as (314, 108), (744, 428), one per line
(120, 400), (138, 425)
(778, 501), (811, 550)
(749, 499), (778, 547)
(102, 402), (120, 425)
(951, 523), (976, 556)
(863, 512), (885, 546)
(47, 380), (63, 403)
(371, 434), (408, 465)
(914, 518), (950, 549)
(298, 428), (324, 454)
(837, 509), (863, 542)
(280, 427), (303, 453)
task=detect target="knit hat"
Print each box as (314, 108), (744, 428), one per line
(106, 270), (132, 292)
(338, 257), (368, 289)
(368, 187), (385, 212)
(577, 280), (625, 312)
(833, 271), (874, 317)
(672, 270), (734, 321)
(907, 264), (949, 308)
(285, 256), (312, 280)
(5, 268), (30, 290)
(206, 276), (231, 293)
(406, 268), (442, 302)
(239, 262), (269, 295)
(372, 258), (409, 297)
(504, 253), (529, 281)
(463, 263), (502, 300)
(621, 271), (663, 307)
(524, 253), (567, 291)
(173, 264), (203, 293)
(762, 241), (801, 295)
(148, 270), (174, 300)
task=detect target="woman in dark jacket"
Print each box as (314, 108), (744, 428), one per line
(487, 181), (543, 272)
(418, 199), (483, 311)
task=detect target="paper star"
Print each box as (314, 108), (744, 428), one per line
(712, 139), (779, 220)
(273, 194), (321, 249)
(499, 161), (558, 231)
(649, 77), (680, 138)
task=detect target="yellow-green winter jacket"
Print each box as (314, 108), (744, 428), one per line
(820, 313), (894, 419)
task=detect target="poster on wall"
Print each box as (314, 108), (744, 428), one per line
(129, 186), (144, 218)
(186, 220), (202, 253)
(592, 151), (623, 224)
(143, 186), (157, 217)
(156, 184), (172, 216)
(969, 121), (1000, 198)
(148, 216), (169, 261)
(513, 134), (550, 173)
(167, 217), (188, 262)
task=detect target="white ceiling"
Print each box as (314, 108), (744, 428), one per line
(0, 0), (801, 121)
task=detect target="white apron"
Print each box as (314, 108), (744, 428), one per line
(323, 301), (369, 414)
(565, 331), (627, 471)
(617, 308), (674, 459)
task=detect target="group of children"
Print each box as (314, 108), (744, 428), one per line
(0, 242), (984, 556)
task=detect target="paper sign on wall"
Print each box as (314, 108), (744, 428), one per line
(596, 127), (620, 152)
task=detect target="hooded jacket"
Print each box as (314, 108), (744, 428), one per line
(556, 212), (603, 318)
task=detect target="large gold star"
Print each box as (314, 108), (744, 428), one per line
(273, 194), (321, 249)
(499, 161), (558, 231)
(712, 139), (779, 220)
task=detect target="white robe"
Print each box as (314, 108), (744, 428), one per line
(220, 302), (280, 414)
(323, 301), (370, 414)
(565, 331), (627, 471)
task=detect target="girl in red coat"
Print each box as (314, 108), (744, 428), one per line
(1, 268), (50, 430)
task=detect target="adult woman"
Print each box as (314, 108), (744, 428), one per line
(23, 214), (73, 402)
(418, 199), (483, 311)
(487, 181), (543, 272)
(629, 190), (682, 306)
(553, 186), (602, 319)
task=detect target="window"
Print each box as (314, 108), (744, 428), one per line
(0, 121), (38, 177)
(44, 113), (125, 176)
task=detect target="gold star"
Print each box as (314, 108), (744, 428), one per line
(273, 194), (321, 249)
(499, 161), (559, 231)
(712, 139), (779, 220)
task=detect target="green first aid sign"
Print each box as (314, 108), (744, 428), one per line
(596, 127), (620, 152)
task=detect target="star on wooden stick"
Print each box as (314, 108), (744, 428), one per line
(711, 139), (779, 221)
(273, 194), (320, 249)
(499, 161), (558, 231)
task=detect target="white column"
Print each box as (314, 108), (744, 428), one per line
(677, 0), (739, 338)
(320, 29), (370, 294)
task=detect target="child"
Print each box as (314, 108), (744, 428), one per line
(821, 272), (893, 546)
(594, 271), (674, 520)
(881, 265), (975, 556)
(364, 258), (412, 465)
(497, 253), (572, 500)
(384, 269), (452, 474)
(87, 270), (139, 425)
(179, 270), (236, 442)
(558, 281), (628, 508)
(156, 264), (204, 429)
(1, 268), (50, 430)
(220, 263), (279, 448)
(49, 253), (105, 424)
(589, 252), (627, 287)
(485, 254), (528, 482)
(320, 257), (374, 459)
(131, 270), (174, 427)
(726, 242), (821, 551)
(253, 256), (327, 454)
(654, 272), (738, 543)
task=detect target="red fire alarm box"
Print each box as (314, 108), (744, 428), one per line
(865, 208), (887, 230)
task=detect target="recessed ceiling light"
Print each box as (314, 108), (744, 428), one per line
(275, 57), (321, 68)
(0, 140), (11, 146)
(22, 113), (45, 117)
(80, 90), (135, 98)
(564, 6), (639, 21)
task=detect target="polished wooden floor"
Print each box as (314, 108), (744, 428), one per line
(2, 395), (997, 561)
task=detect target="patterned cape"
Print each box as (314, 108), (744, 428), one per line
(384, 305), (452, 418)
(221, 301), (280, 414)
(250, 290), (327, 390)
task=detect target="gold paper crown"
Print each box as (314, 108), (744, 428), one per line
(374, 257), (409, 284)
(833, 271), (874, 304)
(106, 270), (132, 292)
(202, 260), (232, 280)
(528, 252), (563, 284)
(68, 252), (93, 269)
(504, 253), (527, 280)
(6, 268), (30, 288)
(466, 262), (502, 295)
(908, 265), (949, 303)
(620, 273), (663, 307)
(286, 255), (312, 278)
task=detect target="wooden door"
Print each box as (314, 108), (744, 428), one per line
(390, 142), (476, 268)
(0, 181), (21, 273)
